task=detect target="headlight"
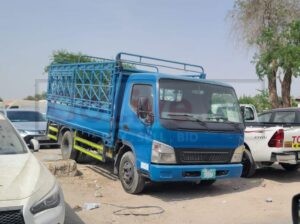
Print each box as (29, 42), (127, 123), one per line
(30, 183), (61, 215)
(151, 140), (176, 164)
(231, 145), (245, 163)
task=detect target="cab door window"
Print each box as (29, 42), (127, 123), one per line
(130, 84), (153, 115)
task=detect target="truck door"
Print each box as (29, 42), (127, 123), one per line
(118, 83), (154, 170)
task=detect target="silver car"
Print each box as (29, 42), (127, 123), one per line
(5, 110), (47, 149)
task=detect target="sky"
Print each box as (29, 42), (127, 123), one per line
(0, 0), (299, 99)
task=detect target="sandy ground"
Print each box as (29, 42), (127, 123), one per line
(35, 149), (300, 224)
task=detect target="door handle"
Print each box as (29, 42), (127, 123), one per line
(123, 124), (129, 131)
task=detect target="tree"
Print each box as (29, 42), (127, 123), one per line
(229, 0), (300, 108)
(24, 92), (47, 101)
(239, 90), (271, 112)
(239, 90), (298, 112)
(277, 21), (300, 107)
(45, 50), (96, 72)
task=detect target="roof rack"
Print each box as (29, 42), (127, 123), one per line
(116, 52), (205, 78)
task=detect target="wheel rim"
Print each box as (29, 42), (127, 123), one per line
(122, 161), (134, 186)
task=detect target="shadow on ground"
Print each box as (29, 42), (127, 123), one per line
(252, 165), (300, 183)
(64, 203), (85, 224)
(139, 177), (262, 202)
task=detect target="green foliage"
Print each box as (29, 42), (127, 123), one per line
(239, 90), (299, 112)
(239, 90), (272, 112)
(254, 20), (300, 77)
(45, 50), (95, 72)
(24, 92), (47, 101)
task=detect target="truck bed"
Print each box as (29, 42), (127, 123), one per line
(47, 62), (118, 146)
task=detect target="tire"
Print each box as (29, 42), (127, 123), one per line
(241, 149), (256, 178)
(119, 151), (145, 194)
(280, 163), (299, 171)
(60, 131), (79, 160)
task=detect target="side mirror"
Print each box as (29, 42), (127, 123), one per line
(137, 97), (153, 124)
(29, 139), (40, 152)
(292, 194), (300, 224)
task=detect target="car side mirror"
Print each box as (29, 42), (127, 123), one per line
(29, 139), (40, 152)
(137, 97), (154, 124)
(292, 194), (300, 224)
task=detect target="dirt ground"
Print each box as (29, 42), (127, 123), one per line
(35, 149), (300, 224)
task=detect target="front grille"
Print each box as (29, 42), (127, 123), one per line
(176, 149), (233, 164)
(0, 209), (25, 224)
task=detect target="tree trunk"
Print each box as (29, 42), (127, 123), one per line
(281, 69), (292, 107)
(268, 70), (279, 109)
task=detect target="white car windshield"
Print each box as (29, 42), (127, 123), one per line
(0, 119), (26, 154)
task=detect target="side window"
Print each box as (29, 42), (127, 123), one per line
(130, 84), (153, 113)
(244, 107), (255, 121)
(258, 113), (272, 122)
(273, 111), (296, 123)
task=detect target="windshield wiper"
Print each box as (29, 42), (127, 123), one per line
(166, 113), (207, 127)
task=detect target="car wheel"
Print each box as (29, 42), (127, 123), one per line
(241, 149), (256, 177)
(280, 163), (299, 171)
(61, 131), (78, 160)
(119, 151), (145, 194)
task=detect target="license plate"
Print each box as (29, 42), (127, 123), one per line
(201, 169), (216, 180)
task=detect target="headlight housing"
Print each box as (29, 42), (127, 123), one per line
(30, 183), (61, 215)
(151, 140), (176, 164)
(231, 145), (245, 163)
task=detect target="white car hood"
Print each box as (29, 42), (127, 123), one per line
(0, 152), (53, 201)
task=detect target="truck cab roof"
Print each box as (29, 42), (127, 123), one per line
(128, 72), (234, 89)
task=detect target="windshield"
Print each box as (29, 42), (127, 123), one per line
(6, 111), (46, 122)
(0, 119), (26, 154)
(159, 79), (243, 124)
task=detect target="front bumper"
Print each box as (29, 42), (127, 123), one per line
(272, 151), (300, 164)
(0, 190), (65, 224)
(149, 163), (242, 182)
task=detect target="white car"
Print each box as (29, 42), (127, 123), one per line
(242, 106), (300, 177)
(0, 114), (65, 224)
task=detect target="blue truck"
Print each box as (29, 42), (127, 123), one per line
(46, 53), (245, 193)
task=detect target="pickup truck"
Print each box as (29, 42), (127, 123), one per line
(241, 106), (300, 177)
(46, 52), (245, 193)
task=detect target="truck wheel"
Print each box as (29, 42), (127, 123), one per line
(241, 149), (256, 178)
(61, 131), (78, 160)
(280, 163), (299, 171)
(119, 151), (145, 194)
